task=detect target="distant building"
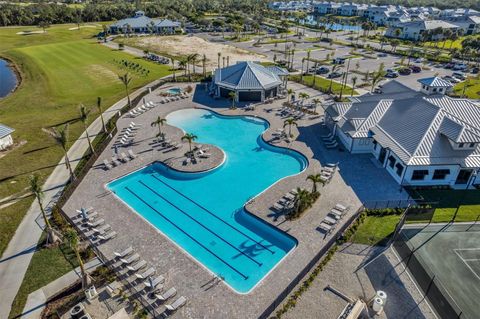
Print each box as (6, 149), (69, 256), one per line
(213, 61), (288, 102)
(0, 124), (14, 150)
(323, 78), (480, 188)
(385, 20), (459, 41)
(445, 15), (480, 35)
(109, 11), (181, 35)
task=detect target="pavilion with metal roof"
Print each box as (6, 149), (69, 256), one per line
(213, 61), (288, 102)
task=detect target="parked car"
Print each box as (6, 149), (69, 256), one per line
(333, 57), (346, 65)
(385, 69), (399, 78)
(471, 67), (479, 74)
(399, 68), (412, 75)
(453, 63), (468, 71)
(444, 63), (455, 69)
(443, 75), (461, 84)
(327, 72), (343, 79)
(452, 72), (467, 81)
(414, 58), (424, 63)
(377, 53), (388, 57)
(316, 66), (330, 74)
(409, 65), (421, 73)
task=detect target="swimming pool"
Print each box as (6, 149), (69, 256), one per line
(108, 108), (307, 293)
(167, 87), (182, 95)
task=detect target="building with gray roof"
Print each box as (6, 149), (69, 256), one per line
(109, 11), (181, 35)
(0, 123), (14, 150)
(213, 61), (288, 102)
(323, 78), (480, 188)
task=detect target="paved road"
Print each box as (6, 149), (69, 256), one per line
(0, 75), (166, 318)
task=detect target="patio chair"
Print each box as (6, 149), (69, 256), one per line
(273, 202), (284, 212)
(120, 253), (140, 265)
(92, 224), (111, 235)
(135, 267), (155, 280)
(165, 296), (187, 312)
(335, 203), (348, 212)
(331, 208), (345, 217)
(86, 218), (105, 228)
(112, 157), (121, 166)
(321, 166), (336, 173)
(114, 246), (134, 258)
(103, 159), (113, 170)
(98, 231), (117, 241)
(318, 222), (333, 234)
(155, 287), (177, 301)
(120, 152), (130, 162)
(144, 275), (165, 289)
(284, 192), (295, 201)
(323, 216), (337, 225)
(160, 98), (166, 104)
(199, 153), (211, 158)
(183, 157), (191, 166)
(127, 260), (147, 272)
(290, 188), (298, 195)
(128, 149), (138, 159)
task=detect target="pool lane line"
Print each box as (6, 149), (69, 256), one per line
(150, 174), (276, 255)
(124, 186), (249, 280)
(138, 180), (264, 267)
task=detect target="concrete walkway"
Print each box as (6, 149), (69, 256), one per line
(21, 257), (102, 319)
(0, 77), (166, 319)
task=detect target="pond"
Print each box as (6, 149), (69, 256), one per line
(0, 58), (18, 98)
(301, 15), (361, 32)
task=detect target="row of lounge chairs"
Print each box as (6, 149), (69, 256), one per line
(103, 149), (138, 170)
(277, 106), (306, 120)
(159, 138), (182, 150)
(129, 101), (157, 118)
(321, 132), (338, 149)
(319, 162), (338, 184)
(74, 207), (117, 242)
(319, 203), (350, 234)
(111, 246), (187, 315)
(118, 122), (141, 145)
(272, 188), (298, 212)
(159, 92), (190, 104)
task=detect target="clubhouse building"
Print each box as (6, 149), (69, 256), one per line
(213, 61), (288, 102)
(323, 77), (480, 188)
(109, 11), (181, 35)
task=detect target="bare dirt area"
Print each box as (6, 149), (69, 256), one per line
(123, 35), (268, 68)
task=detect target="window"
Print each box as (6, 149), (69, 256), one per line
(433, 169), (450, 180)
(411, 170), (429, 180)
(433, 88), (437, 92)
(373, 140), (378, 150)
(459, 143), (464, 148)
(469, 143), (476, 148)
(395, 163), (404, 176)
(388, 155), (396, 168)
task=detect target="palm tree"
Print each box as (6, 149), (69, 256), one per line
(312, 62), (318, 87)
(181, 133), (197, 152)
(170, 58), (176, 81)
(228, 91), (237, 109)
(370, 71), (384, 92)
(306, 174), (325, 193)
(217, 52), (221, 68)
(298, 92), (309, 106)
(328, 64), (340, 94)
(96, 97), (106, 133)
(151, 116), (167, 140)
(44, 124), (75, 181)
(351, 76), (358, 97)
(202, 54), (207, 78)
(287, 88), (294, 102)
(306, 49), (311, 75)
(29, 174), (59, 245)
(118, 73), (132, 108)
(79, 105), (95, 155)
(300, 58), (305, 82)
(189, 53), (200, 76)
(283, 118), (298, 137)
(64, 228), (90, 289)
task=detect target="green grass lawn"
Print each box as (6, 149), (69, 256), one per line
(424, 38), (465, 50)
(9, 234), (78, 319)
(291, 74), (358, 96)
(453, 77), (480, 99)
(351, 214), (402, 246)
(406, 189), (480, 223)
(0, 24), (171, 256)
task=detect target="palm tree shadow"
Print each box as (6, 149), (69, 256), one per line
(232, 240), (275, 260)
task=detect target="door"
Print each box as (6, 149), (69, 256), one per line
(455, 169), (473, 185)
(378, 147), (387, 165)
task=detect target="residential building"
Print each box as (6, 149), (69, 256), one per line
(323, 78), (480, 188)
(314, 2), (341, 15)
(0, 124), (14, 150)
(385, 20), (458, 41)
(445, 15), (480, 35)
(213, 61), (288, 102)
(269, 1), (313, 11)
(109, 11), (181, 35)
(337, 3), (367, 17)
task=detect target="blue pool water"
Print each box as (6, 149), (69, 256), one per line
(108, 109), (307, 293)
(167, 87), (182, 95)
(302, 15), (361, 31)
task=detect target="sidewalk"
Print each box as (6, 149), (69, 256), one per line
(21, 258), (101, 319)
(0, 77), (165, 319)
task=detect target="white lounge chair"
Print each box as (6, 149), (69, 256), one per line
(273, 203), (284, 212)
(114, 246), (133, 258)
(324, 216), (337, 225)
(165, 296), (187, 312)
(86, 218), (105, 228)
(135, 267), (155, 280)
(103, 159), (113, 170)
(112, 157), (121, 166)
(120, 253), (140, 265)
(98, 231), (116, 241)
(92, 224), (111, 235)
(335, 204), (348, 212)
(318, 222), (332, 233)
(284, 193), (295, 201)
(155, 287), (177, 301)
(120, 152), (130, 162)
(144, 275), (165, 289)
(127, 260), (147, 272)
(128, 149), (138, 159)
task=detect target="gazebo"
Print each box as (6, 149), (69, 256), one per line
(213, 61), (288, 102)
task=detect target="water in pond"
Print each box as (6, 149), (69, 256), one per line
(301, 15), (361, 31)
(0, 59), (17, 98)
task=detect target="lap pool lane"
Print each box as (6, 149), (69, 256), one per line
(108, 108), (307, 293)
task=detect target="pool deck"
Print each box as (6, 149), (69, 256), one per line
(63, 82), (409, 318)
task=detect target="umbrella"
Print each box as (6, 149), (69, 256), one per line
(148, 276), (155, 289)
(80, 207), (88, 220)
